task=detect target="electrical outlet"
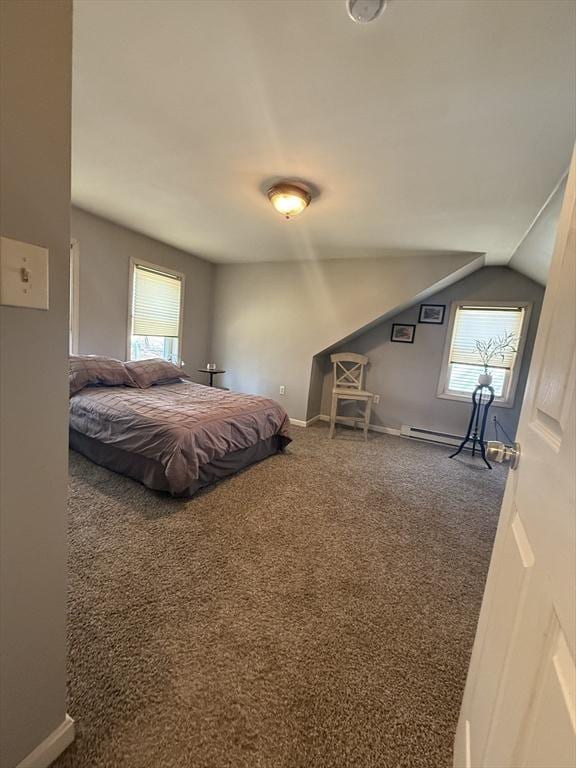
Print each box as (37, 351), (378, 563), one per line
(373, 394), (380, 404)
(279, 385), (286, 395)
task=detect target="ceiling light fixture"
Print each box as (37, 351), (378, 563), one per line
(267, 182), (312, 219)
(346, 0), (387, 24)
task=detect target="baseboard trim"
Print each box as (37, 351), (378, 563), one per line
(16, 715), (75, 768)
(290, 414), (402, 436)
(316, 414), (401, 436)
(290, 415), (322, 428)
(453, 717), (471, 768)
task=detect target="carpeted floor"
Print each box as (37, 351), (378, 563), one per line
(55, 423), (506, 768)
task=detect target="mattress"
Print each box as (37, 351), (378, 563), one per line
(69, 381), (291, 496)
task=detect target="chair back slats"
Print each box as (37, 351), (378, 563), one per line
(330, 352), (368, 391)
(329, 352), (373, 440)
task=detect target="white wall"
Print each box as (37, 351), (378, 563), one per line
(509, 177), (566, 285)
(71, 207), (215, 380)
(318, 267), (544, 440)
(211, 253), (483, 421)
(0, 1), (72, 766)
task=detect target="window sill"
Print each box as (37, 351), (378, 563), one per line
(436, 391), (515, 409)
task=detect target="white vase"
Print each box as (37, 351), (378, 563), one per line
(478, 372), (493, 386)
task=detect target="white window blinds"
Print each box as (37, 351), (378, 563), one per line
(132, 265), (182, 338)
(449, 306), (525, 370)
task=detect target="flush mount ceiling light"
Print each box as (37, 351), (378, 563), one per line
(267, 182), (312, 219)
(346, 0), (387, 24)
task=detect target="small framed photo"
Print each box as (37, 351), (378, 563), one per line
(418, 304), (446, 325)
(391, 323), (416, 344)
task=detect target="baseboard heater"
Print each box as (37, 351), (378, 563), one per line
(400, 425), (468, 449)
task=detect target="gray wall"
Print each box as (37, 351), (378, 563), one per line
(0, 2), (72, 766)
(211, 253), (484, 421)
(71, 207), (214, 381)
(318, 267), (545, 440)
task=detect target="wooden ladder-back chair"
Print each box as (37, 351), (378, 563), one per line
(329, 352), (374, 440)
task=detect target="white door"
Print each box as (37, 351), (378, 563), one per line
(454, 148), (576, 768)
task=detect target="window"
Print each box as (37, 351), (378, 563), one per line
(69, 239), (80, 354)
(128, 260), (184, 364)
(438, 302), (530, 407)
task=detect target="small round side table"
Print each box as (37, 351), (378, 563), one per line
(197, 368), (226, 387)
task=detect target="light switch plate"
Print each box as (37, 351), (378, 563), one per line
(0, 236), (49, 310)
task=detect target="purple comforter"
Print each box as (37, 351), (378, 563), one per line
(69, 381), (291, 494)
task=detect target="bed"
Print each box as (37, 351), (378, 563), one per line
(69, 380), (291, 496)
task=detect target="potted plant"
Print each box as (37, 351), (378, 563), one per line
(475, 332), (518, 386)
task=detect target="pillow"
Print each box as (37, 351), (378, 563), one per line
(124, 358), (189, 389)
(69, 355), (135, 396)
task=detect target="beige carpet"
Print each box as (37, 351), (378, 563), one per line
(54, 423), (506, 768)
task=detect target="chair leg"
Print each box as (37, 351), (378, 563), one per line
(363, 399), (372, 441)
(329, 395), (338, 439)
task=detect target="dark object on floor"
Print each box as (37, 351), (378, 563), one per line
(55, 423), (506, 768)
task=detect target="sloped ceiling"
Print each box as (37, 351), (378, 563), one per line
(509, 176), (567, 285)
(72, 0), (575, 264)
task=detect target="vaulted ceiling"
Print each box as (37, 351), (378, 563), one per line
(72, 0), (575, 264)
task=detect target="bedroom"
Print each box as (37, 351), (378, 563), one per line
(1, 1), (575, 767)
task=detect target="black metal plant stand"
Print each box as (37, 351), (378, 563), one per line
(449, 384), (495, 469)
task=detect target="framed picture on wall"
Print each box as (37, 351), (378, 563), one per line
(418, 304), (445, 324)
(390, 323), (416, 343)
